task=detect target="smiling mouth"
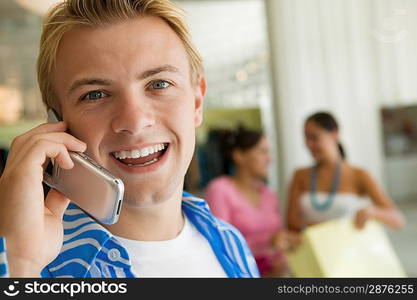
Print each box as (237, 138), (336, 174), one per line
(111, 143), (169, 167)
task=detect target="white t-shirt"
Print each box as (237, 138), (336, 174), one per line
(114, 215), (228, 277)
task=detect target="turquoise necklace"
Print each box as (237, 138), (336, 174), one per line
(310, 160), (342, 211)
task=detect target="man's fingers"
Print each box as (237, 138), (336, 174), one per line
(31, 121), (67, 134)
(45, 189), (70, 220)
(27, 132), (87, 153)
(16, 134), (86, 170)
(27, 139), (75, 170)
(7, 122), (86, 168)
(10, 122), (67, 150)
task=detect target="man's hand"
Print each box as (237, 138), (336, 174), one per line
(0, 122), (86, 276)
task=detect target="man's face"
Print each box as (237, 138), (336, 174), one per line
(54, 16), (205, 207)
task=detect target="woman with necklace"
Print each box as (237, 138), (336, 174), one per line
(205, 126), (295, 277)
(286, 112), (406, 232)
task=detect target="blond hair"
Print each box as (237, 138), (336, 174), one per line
(37, 0), (203, 113)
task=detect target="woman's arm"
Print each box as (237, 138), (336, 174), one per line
(286, 170), (307, 232)
(355, 169), (406, 230)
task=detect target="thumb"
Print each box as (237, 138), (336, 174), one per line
(45, 189), (70, 220)
(355, 216), (365, 229)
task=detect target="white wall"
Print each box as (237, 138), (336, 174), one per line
(385, 155), (417, 200)
(265, 0), (417, 205)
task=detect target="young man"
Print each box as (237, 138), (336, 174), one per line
(0, 0), (259, 278)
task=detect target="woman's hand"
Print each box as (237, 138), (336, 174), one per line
(354, 207), (374, 229)
(272, 230), (302, 252)
(354, 205), (406, 230)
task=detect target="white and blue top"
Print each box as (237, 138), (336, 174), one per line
(0, 191), (259, 278)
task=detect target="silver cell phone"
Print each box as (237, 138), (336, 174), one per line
(42, 109), (124, 225)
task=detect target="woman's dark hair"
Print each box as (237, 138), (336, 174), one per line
(224, 126), (263, 152)
(306, 112), (346, 159)
(219, 125), (263, 173)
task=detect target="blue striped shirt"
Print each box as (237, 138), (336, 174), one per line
(0, 192), (259, 278)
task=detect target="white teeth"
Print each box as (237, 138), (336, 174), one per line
(141, 148), (149, 157)
(132, 149), (141, 159)
(127, 158), (158, 167)
(120, 150), (128, 159)
(113, 143), (166, 159)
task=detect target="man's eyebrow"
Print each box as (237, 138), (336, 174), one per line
(68, 65), (180, 95)
(68, 78), (112, 95)
(137, 65), (180, 80)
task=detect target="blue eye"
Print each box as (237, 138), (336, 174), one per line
(82, 90), (107, 101)
(150, 80), (171, 90)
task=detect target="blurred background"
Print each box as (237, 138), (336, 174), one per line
(0, 0), (416, 277)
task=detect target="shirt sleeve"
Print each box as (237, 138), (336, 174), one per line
(221, 222), (260, 278)
(204, 180), (233, 223)
(0, 237), (9, 278)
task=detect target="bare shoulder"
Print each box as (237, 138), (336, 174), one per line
(296, 167), (311, 175)
(350, 165), (372, 180)
(288, 168), (310, 203)
(293, 167), (310, 180)
(349, 165), (376, 193)
(291, 167), (311, 189)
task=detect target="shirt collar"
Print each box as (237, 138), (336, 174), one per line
(46, 193), (211, 276)
(46, 192), (249, 278)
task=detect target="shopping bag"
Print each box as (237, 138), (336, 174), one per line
(285, 218), (406, 277)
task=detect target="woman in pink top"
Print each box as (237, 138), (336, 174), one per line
(205, 127), (293, 277)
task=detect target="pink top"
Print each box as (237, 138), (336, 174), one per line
(204, 176), (282, 260)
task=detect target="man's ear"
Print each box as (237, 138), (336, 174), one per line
(194, 76), (206, 128)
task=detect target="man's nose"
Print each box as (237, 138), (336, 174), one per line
(111, 93), (156, 135)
